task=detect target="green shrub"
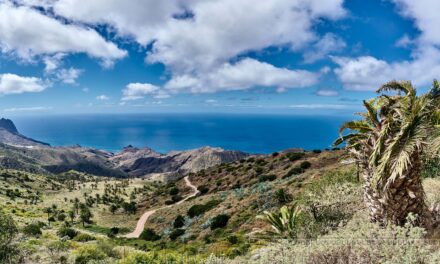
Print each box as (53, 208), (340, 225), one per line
(285, 167), (304, 178)
(210, 214), (230, 230)
(187, 200), (221, 218)
(139, 228), (160, 241)
(169, 187), (179, 196)
(312, 149), (322, 153)
(173, 215), (185, 228)
(57, 227), (78, 239)
(169, 228), (185, 240)
(300, 161), (311, 169)
(74, 244), (107, 264)
(272, 152), (279, 157)
(259, 174), (277, 182)
(23, 222), (43, 237)
(197, 185), (209, 194)
(254, 166), (264, 174)
(286, 152), (305, 161)
(73, 233), (96, 242)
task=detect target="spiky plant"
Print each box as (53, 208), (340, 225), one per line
(335, 80), (440, 228)
(257, 203), (302, 239)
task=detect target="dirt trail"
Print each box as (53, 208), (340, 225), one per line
(124, 176), (199, 238)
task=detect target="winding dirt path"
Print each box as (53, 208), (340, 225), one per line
(124, 176), (199, 238)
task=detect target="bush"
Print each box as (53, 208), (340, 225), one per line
(197, 185), (209, 194)
(169, 187), (179, 196)
(312, 149), (322, 154)
(74, 245), (107, 264)
(169, 228), (185, 240)
(286, 152), (305, 161)
(259, 174), (277, 182)
(73, 233), (96, 242)
(173, 215), (185, 228)
(254, 166), (264, 174)
(23, 223), (43, 237)
(139, 228), (160, 241)
(187, 200), (221, 218)
(300, 161), (312, 169)
(284, 167), (304, 178)
(272, 152), (279, 157)
(57, 227), (78, 239)
(210, 214), (230, 230)
(171, 195), (183, 203)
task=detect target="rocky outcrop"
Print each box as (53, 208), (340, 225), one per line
(113, 146), (248, 178)
(0, 118), (49, 148)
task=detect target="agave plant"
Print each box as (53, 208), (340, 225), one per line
(335, 80), (440, 228)
(257, 203), (302, 239)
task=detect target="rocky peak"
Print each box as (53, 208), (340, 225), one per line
(0, 118), (18, 134)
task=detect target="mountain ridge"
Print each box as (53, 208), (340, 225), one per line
(0, 118), (248, 180)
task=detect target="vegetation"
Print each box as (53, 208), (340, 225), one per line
(335, 80), (440, 227)
(257, 204), (302, 239)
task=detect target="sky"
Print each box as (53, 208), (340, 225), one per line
(0, 0), (438, 116)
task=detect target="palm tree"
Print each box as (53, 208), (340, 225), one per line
(257, 204), (302, 239)
(335, 80), (440, 228)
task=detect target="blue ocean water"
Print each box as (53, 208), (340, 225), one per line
(12, 114), (349, 154)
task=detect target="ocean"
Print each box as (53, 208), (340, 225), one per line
(12, 114), (350, 154)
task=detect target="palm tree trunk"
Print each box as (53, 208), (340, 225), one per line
(362, 159), (434, 228)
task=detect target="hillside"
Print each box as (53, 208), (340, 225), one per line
(2, 146), (440, 263)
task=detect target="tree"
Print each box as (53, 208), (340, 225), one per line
(257, 204), (302, 239)
(44, 207), (53, 226)
(210, 214), (230, 230)
(79, 206), (93, 227)
(334, 80), (440, 228)
(0, 210), (19, 263)
(173, 215), (185, 228)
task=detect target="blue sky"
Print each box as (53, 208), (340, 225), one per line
(0, 0), (437, 116)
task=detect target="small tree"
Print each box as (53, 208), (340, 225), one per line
(210, 214), (230, 230)
(0, 210), (19, 263)
(173, 215), (185, 228)
(80, 206), (93, 227)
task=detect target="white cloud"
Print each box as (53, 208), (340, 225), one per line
(0, 73), (47, 95)
(332, 47), (440, 91)
(122, 83), (160, 101)
(0, 1), (126, 65)
(316, 89), (339, 96)
(303, 33), (346, 63)
(147, 0), (345, 75)
(22, 0), (346, 94)
(3, 106), (52, 112)
(165, 58), (319, 93)
(52, 0), (183, 46)
(393, 0), (440, 46)
(56, 68), (82, 84)
(333, 1), (440, 91)
(96, 95), (109, 100)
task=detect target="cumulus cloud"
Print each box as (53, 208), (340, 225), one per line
(333, 0), (440, 91)
(122, 83), (160, 101)
(165, 58), (319, 93)
(0, 1), (126, 65)
(303, 33), (346, 63)
(0, 73), (48, 95)
(147, 0), (345, 75)
(333, 46), (440, 91)
(316, 89), (339, 96)
(51, 0), (345, 93)
(56, 68), (83, 84)
(52, 0), (183, 46)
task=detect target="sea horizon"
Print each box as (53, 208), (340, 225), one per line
(10, 113), (350, 154)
